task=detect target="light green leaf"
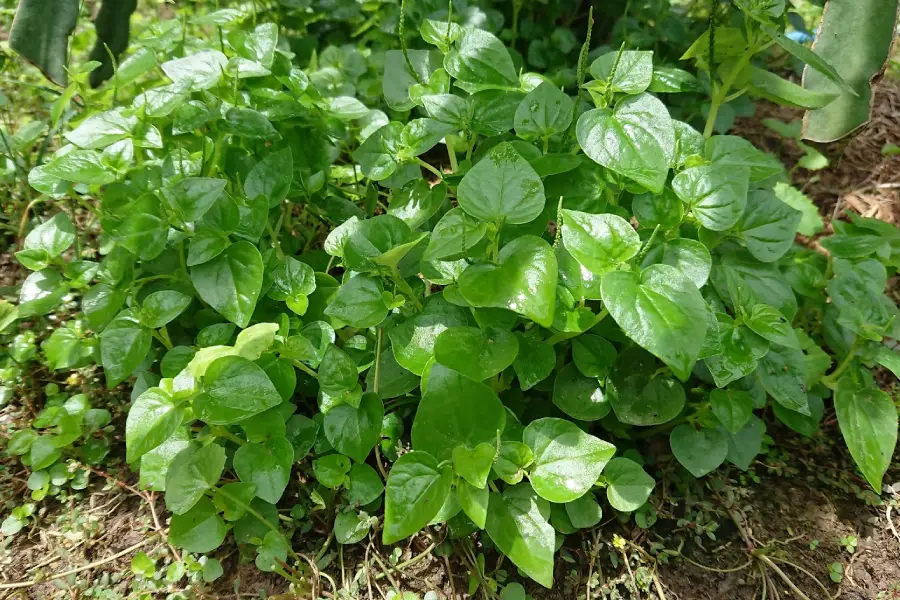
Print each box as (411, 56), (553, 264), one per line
(191, 241), (263, 328)
(457, 142), (545, 225)
(672, 164), (749, 231)
(126, 388), (184, 463)
(835, 379), (897, 491)
(383, 451), (452, 544)
(604, 457), (655, 512)
(485, 485), (555, 588)
(233, 437), (293, 504)
(669, 425), (727, 477)
(560, 209), (640, 275)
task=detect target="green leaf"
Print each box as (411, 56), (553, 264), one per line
(197, 355), (283, 424)
(434, 326), (519, 381)
(703, 313), (770, 387)
(383, 451), (452, 544)
(9, 0), (78, 85)
(412, 364), (506, 461)
(191, 241), (263, 328)
(748, 66), (837, 109)
(734, 190), (801, 263)
(493, 441), (534, 485)
(112, 193), (168, 260)
(552, 363), (610, 421)
(44, 148), (117, 185)
(513, 335), (557, 391)
(324, 392), (384, 462)
(485, 485), (555, 588)
(424, 207), (488, 262)
(389, 179), (447, 230)
(325, 275), (388, 329)
(721, 415), (765, 471)
(704, 136), (783, 182)
(347, 463), (384, 506)
(444, 28), (518, 87)
(422, 93), (469, 128)
(561, 210), (640, 275)
(335, 510), (375, 545)
(399, 118), (454, 158)
(245, 148), (292, 208)
(313, 454), (351, 488)
(643, 238), (712, 289)
(604, 457), (655, 512)
(601, 264), (707, 381)
(712, 247), (798, 320)
(222, 108), (279, 140)
(233, 436), (294, 504)
(352, 123), (402, 181)
(608, 374), (686, 426)
(524, 417), (616, 503)
(213, 482), (257, 521)
(384, 49), (440, 111)
(470, 90), (524, 136)
(168, 497), (227, 553)
(709, 388), (754, 434)
(389, 310), (469, 376)
(669, 425), (727, 477)
(18, 270), (67, 317)
(774, 182), (823, 237)
(162, 50), (228, 90)
(671, 164), (749, 231)
(514, 82), (573, 139)
(285, 414), (319, 461)
(632, 188), (684, 230)
(565, 493), (603, 528)
(458, 480), (489, 529)
(577, 93), (674, 193)
(165, 443), (226, 514)
(453, 442), (497, 489)
(801, 0), (896, 142)
(457, 142), (545, 225)
(30, 436), (61, 470)
(162, 177), (227, 223)
(101, 311), (152, 387)
(140, 428), (190, 492)
(745, 304), (799, 349)
(459, 236), (557, 327)
(20, 212), (75, 259)
(319, 344), (359, 397)
(126, 388), (184, 463)
(835, 379), (897, 491)
(589, 50), (654, 95)
(140, 291), (191, 329)
(757, 345), (810, 415)
(572, 335), (616, 379)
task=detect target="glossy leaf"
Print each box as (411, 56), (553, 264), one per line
(383, 451), (452, 544)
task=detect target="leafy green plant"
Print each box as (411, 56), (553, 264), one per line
(4, 0), (900, 592)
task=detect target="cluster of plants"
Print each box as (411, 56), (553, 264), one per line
(1, 0), (898, 593)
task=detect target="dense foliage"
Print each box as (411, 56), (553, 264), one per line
(2, 0), (899, 593)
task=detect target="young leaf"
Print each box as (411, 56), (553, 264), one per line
(457, 142), (546, 225)
(197, 355), (282, 424)
(444, 28), (518, 87)
(589, 50), (654, 95)
(671, 164), (749, 231)
(383, 451), (452, 544)
(411, 364), (506, 461)
(524, 417), (616, 503)
(601, 264), (707, 381)
(604, 457), (655, 512)
(233, 437), (294, 504)
(835, 379), (897, 491)
(190, 241), (263, 328)
(324, 392), (384, 463)
(669, 425), (727, 477)
(485, 485), (555, 588)
(458, 236), (557, 328)
(126, 388), (184, 463)
(458, 480), (489, 528)
(452, 443), (497, 489)
(514, 82), (574, 139)
(577, 93), (674, 193)
(560, 210), (640, 275)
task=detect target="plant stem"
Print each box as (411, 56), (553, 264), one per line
(291, 359), (319, 379)
(374, 328), (383, 395)
(446, 137), (458, 173)
(211, 488), (301, 564)
(703, 51), (753, 138)
(822, 336), (861, 388)
(636, 224), (662, 264)
(415, 158), (443, 179)
(212, 426), (247, 446)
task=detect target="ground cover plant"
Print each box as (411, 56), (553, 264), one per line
(1, 0), (899, 597)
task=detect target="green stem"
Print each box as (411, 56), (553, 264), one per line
(151, 330), (174, 351)
(446, 137), (458, 173)
(822, 337), (861, 388)
(547, 309), (608, 345)
(415, 158), (443, 179)
(374, 328), (384, 395)
(212, 426), (247, 446)
(542, 135), (550, 155)
(390, 267), (423, 310)
(209, 488), (299, 563)
(398, 0), (421, 84)
(636, 224), (662, 264)
(703, 51), (753, 138)
(291, 359), (319, 380)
